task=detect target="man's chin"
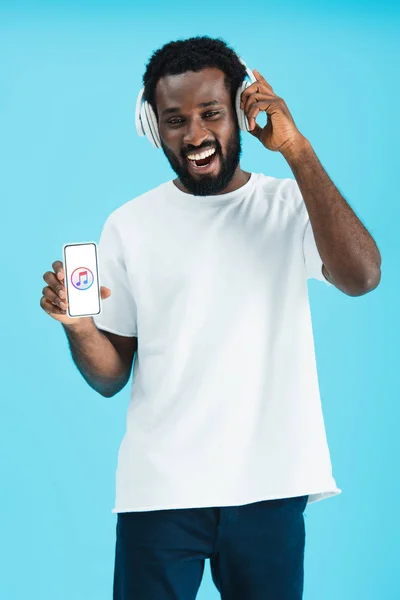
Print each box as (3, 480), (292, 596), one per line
(176, 162), (239, 196)
(178, 173), (228, 196)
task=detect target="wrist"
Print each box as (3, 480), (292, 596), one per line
(62, 317), (95, 335)
(281, 135), (311, 163)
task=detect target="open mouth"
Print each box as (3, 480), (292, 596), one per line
(186, 148), (218, 173)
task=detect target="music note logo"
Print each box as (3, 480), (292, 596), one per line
(71, 267), (94, 291)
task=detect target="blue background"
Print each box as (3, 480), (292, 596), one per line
(1, 1), (399, 598)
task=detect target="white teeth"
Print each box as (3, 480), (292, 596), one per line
(187, 148), (216, 161)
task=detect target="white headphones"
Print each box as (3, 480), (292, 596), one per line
(135, 58), (257, 149)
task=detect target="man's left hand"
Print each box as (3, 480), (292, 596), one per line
(240, 69), (306, 154)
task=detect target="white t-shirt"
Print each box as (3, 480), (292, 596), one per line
(93, 172), (341, 512)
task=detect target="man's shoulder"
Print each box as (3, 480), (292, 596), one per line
(255, 173), (302, 213)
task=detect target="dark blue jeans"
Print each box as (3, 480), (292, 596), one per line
(113, 494), (309, 599)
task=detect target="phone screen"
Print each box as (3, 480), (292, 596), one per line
(63, 242), (101, 318)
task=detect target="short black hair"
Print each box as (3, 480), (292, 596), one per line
(142, 36), (247, 120)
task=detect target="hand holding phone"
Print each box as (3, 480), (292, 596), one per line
(40, 247), (111, 325)
(61, 242), (104, 318)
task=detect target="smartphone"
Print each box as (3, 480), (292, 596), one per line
(62, 242), (102, 318)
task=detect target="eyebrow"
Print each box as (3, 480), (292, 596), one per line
(161, 100), (222, 117)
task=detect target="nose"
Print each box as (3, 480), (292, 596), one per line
(183, 116), (210, 149)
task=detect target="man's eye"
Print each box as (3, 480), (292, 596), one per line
(167, 111), (220, 125)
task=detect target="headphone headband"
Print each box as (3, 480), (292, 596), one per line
(238, 57), (257, 85)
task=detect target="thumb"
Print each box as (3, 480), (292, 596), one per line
(249, 122), (263, 140)
(100, 286), (111, 299)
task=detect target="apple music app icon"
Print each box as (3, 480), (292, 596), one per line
(71, 267), (94, 290)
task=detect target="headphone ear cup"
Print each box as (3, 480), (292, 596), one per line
(135, 88), (146, 137)
(142, 102), (160, 148)
(236, 81), (251, 132)
(146, 102), (162, 149)
(135, 87), (161, 148)
(136, 92), (156, 147)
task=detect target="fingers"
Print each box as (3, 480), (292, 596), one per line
(42, 285), (68, 311)
(252, 69), (274, 92)
(41, 262), (68, 317)
(240, 75), (274, 111)
(40, 296), (65, 316)
(52, 260), (65, 283)
(43, 267), (66, 300)
(241, 97), (270, 130)
(242, 95), (284, 130)
(248, 122), (263, 140)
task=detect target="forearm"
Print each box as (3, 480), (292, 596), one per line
(62, 319), (129, 397)
(283, 137), (381, 296)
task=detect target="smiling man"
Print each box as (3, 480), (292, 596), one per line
(43, 35), (382, 600)
(157, 67), (246, 196)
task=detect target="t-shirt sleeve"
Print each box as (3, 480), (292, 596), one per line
(290, 179), (331, 286)
(93, 213), (138, 336)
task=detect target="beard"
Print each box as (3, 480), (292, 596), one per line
(160, 121), (243, 196)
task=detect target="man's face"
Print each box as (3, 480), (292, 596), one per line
(155, 68), (242, 196)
